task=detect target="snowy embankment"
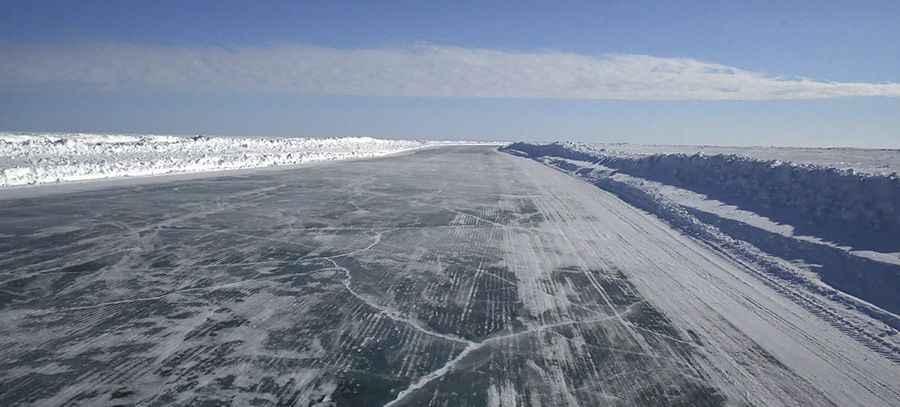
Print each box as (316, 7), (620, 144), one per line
(506, 142), (900, 248)
(0, 133), (467, 187)
(503, 142), (900, 358)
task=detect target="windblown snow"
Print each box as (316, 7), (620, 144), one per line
(0, 132), (470, 187)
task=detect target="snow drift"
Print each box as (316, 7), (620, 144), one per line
(0, 133), (455, 187)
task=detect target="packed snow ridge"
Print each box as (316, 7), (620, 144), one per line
(0, 132), (481, 187)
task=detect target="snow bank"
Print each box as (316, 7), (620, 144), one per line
(506, 142), (900, 252)
(0, 133), (465, 187)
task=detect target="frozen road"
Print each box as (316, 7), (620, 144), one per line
(1, 146), (898, 406)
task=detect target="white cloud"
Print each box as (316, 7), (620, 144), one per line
(3, 42), (900, 100)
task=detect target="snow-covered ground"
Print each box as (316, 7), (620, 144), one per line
(0, 132), (488, 187)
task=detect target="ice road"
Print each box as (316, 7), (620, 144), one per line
(1, 146), (898, 406)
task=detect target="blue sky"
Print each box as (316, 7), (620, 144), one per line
(2, 0), (899, 147)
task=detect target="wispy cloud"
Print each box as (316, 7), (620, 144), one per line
(3, 43), (900, 100)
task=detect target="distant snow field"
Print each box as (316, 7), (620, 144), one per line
(0, 133), (480, 187)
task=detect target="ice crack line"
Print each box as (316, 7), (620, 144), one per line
(330, 230), (637, 406)
(328, 256), (472, 345)
(384, 313), (623, 407)
(325, 231), (474, 346)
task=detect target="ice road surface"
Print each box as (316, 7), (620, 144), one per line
(1, 146), (898, 406)
(0, 132), (477, 187)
